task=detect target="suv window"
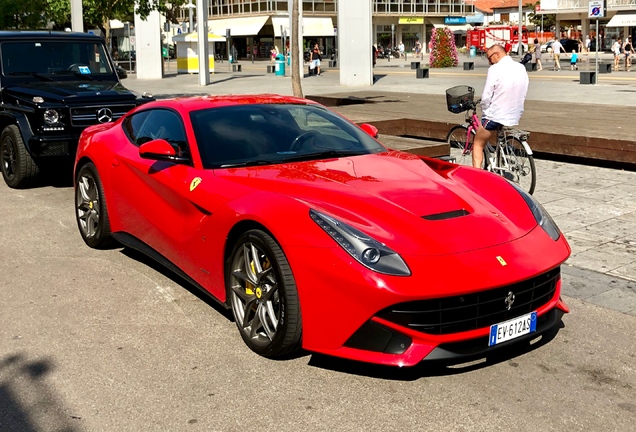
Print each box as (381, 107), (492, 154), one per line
(1, 40), (113, 76)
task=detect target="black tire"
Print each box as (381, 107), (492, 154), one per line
(74, 163), (115, 249)
(497, 137), (537, 195)
(1, 125), (39, 188)
(226, 229), (302, 358)
(447, 125), (487, 168)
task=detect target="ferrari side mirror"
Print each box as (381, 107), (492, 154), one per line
(360, 123), (379, 139)
(139, 139), (189, 163)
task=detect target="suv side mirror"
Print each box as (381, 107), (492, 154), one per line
(139, 139), (189, 163)
(360, 123), (379, 139)
(116, 65), (128, 80)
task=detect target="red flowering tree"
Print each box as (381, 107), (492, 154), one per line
(429, 27), (459, 68)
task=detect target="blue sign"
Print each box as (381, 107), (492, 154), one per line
(445, 16), (467, 25)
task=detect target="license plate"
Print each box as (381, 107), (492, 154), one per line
(488, 312), (537, 346)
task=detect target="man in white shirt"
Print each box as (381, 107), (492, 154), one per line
(552, 37), (565, 71)
(472, 44), (529, 168)
(398, 41), (405, 59)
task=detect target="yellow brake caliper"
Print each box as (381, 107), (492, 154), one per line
(245, 258), (271, 298)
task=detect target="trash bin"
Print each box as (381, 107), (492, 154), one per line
(469, 46), (477, 58)
(275, 53), (285, 76)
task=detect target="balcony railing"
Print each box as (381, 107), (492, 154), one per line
(178, 0), (474, 19)
(539, 0), (635, 11)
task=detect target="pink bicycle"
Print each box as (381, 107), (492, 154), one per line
(445, 85), (536, 195)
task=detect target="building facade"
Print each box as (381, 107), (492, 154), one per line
(176, 0), (476, 59)
(538, 0), (636, 50)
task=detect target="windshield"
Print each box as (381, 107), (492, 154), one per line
(1, 40), (114, 78)
(190, 103), (387, 169)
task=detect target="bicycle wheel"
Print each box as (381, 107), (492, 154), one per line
(490, 137), (536, 195)
(447, 125), (474, 167)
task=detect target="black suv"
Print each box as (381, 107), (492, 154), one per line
(0, 31), (153, 188)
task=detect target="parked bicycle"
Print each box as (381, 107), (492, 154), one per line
(445, 85), (537, 195)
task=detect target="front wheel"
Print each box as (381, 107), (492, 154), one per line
(226, 229), (302, 358)
(1, 125), (39, 188)
(447, 125), (487, 168)
(75, 163), (115, 249)
(486, 137), (536, 195)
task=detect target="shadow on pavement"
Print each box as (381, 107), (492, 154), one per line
(0, 353), (81, 432)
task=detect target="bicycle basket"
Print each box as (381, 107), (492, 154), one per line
(446, 85), (475, 114)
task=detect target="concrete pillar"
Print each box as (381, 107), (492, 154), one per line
(338, 0), (373, 86)
(134, 9), (163, 79)
(197, 0), (210, 85)
(70, 0), (83, 32)
(581, 18), (590, 50)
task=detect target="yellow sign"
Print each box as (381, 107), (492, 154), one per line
(496, 256), (507, 266)
(398, 17), (424, 25)
(189, 177), (202, 191)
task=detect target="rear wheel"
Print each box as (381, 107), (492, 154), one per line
(486, 137), (536, 195)
(505, 137), (536, 195)
(1, 125), (39, 188)
(226, 229), (302, 358)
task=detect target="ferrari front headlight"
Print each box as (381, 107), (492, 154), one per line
(310, 209), (411, 276)
(509, 182), (561, 241)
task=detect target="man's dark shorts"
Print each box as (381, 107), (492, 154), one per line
(482, 118), (503, 131)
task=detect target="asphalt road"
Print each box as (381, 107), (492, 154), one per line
(1, 177), (635, 431)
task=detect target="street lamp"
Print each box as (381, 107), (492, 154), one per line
(518, 0), (523, 55)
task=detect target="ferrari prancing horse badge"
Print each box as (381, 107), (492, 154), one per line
(190, 177), (202, 191)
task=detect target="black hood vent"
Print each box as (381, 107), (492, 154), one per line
(422, 209), (470, 221)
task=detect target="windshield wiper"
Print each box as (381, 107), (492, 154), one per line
(282, 150), (367, 163)
(6, 72), (53, 81)
(219, 160), (273, 168)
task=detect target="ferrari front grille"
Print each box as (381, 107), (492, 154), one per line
(377, 267), (560, 335)
(70, 105), (136, 127)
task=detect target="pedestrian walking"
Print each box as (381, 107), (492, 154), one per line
(551, 37), (565, 71)
(625, 37), (634, 72)
(310, 43), (322, 76)
(534, 38), (543, 71)
(570, 50), (578, 70)
(612, 37), (622, 71)
(414, 39), (422, 59)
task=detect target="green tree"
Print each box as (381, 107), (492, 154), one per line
(0, 0), (50, 29)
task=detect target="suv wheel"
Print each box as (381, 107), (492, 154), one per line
(1, 125), (39, 188)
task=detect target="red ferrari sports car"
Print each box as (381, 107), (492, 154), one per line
(74, 94), (570, 367)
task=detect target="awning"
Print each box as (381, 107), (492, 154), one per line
(606, 12), (636, 27)
(172, 32), (226, 43)
(432, 23), (473, 33)
(207, 16), (269, 36)
(272, 16), (334, 37)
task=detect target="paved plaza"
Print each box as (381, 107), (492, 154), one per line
(123, 55), (636, 315)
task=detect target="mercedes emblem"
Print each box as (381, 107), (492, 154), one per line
(96, 108), (113, 123)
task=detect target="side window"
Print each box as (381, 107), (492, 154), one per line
(123, 109), (189, 155)
(122, 110), (152, 145)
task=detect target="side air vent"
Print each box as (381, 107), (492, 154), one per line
(422, 209), (469, 221)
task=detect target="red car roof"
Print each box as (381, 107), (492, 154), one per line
(143, 94), (316, 112)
